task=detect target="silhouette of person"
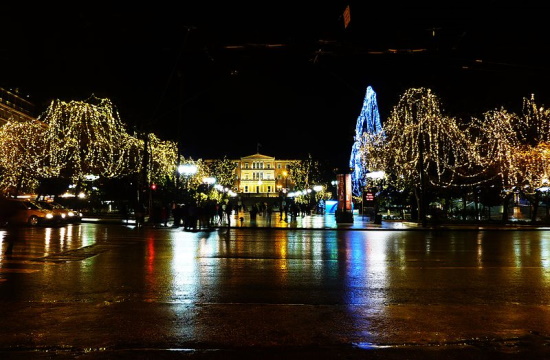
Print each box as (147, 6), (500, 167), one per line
(1, 197), (21, 257)
(4, 226), (21, 258)
(225, 202), (233, 227)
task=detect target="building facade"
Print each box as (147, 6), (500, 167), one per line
(232, 153), (298, 197)
(0, 87), (36, 126)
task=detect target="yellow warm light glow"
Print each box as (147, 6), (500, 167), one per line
(360, 89), (550, 194)
(0, 95), (178, 195)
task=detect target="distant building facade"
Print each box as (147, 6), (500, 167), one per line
(205, 153), (298, 197)
(0, 87), (36, 126)
(234, 153), (298, 197)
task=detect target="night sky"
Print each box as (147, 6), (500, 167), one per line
(2, 3), (550, 168)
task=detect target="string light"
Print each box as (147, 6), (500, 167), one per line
(362, 88), (474, 189)
(144, 132), (178, 185)
(0, 95), (178, 195)
(39, 96), (142, 181)
(360, 88), (550, 194)
(0, 120), (50, 194)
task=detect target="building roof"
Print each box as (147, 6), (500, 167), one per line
(240, 153), (275, 160)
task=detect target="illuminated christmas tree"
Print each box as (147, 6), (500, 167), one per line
(349, 86), (383, 196)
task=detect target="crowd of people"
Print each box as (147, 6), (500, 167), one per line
(145, 199), (235, 231)
(140, 199), (322, 230)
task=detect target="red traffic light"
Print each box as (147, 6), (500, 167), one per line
(150, 183), (157, 190)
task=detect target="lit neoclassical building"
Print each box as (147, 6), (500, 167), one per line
(232, 153), (297, 198)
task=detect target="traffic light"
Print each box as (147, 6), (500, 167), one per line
(150, 183), (157, 190)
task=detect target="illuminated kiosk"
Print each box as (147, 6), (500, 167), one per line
(334, 168), (354, 223)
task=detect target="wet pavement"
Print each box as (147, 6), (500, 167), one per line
(83, 210), (390, 229)
(1, 219), (550, 359)
(83, 210), (550, 231)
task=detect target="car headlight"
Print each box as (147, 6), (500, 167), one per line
(46, 213), (53, 219)
(61, 214), (66, 218)
(68, 211), (75, 217)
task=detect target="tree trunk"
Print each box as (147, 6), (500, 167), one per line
(501, 192), (513, 223)
(462, 193), (467, 221)
(474, 190), (479, 221)
(415, 186), (426, 227)
(530, 191), (540, 223)
(15, 171), (24, 197)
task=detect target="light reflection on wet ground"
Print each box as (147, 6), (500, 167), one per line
(1, 223), (550, 357)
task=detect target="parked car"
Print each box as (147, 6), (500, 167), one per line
(37, 201), (82, 224)
(0, 198), (63, 226)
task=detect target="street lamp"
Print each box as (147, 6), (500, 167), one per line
(201, 177), (216, 196)
(279, 170), (289, 221)
(331, 180), (337, 197)
(178, 164), (198, 177)
(311, 185), (323, 214)
(365, 171), (385, 182)
(203, 177), (216, 185)
(178, 164), (198, 195)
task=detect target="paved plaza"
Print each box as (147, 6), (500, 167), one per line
(83, 209), (550, 231)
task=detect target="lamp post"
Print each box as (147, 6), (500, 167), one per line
(280, 171), (289, 221)
(203, 177), (216, 186)
(178, 164), (198, 200)
(178, 164), (198, 184)
(282, 170), (288, 192)
(313, 185), (323, 214)
(365, 171), (385, 224)
(202, 177), (216, 197)
(541, 179), (550, 221)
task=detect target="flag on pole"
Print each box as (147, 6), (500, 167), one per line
(343, 5), (351, 29)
